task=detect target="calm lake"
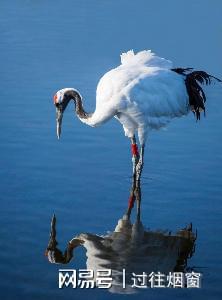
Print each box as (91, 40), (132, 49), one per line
(1, 0), (222, 299)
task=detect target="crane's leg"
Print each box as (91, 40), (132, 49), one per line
(136, 144), (145, 181)
(131, 136), (140, 178)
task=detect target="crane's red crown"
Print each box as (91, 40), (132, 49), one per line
(53, 93), (59, 105)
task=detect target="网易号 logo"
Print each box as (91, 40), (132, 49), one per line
(58, 269), (202, 289)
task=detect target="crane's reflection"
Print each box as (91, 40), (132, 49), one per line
(45, 178), (196, 293)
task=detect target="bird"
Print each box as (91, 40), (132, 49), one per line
(45, 178), (196, 293)
(53, 50), (221, 180)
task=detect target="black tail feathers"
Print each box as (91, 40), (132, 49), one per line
(172, 68), (222, 120)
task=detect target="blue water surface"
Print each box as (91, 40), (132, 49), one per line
(0, 0), (222, 299)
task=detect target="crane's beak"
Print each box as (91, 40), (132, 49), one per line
(56, 107), (63, 139)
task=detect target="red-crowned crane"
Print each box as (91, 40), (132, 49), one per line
(53, 50), (221, 180)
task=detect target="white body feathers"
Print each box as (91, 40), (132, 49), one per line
(80, 50), (189, 144)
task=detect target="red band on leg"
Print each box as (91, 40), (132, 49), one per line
(128, 195), (135, 209)
(131, 144), (139, 156)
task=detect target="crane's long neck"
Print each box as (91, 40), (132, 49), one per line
(64, 88), (113, 127)
(66, 89), (94, 126)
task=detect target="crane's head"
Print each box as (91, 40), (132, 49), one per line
(53, 88), (73, 139)
(53, 88), (85, 139)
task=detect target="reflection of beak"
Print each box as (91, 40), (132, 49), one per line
(56, 108), (63, 139)
(50, 214), (56, 238)
(45, 214), (58, 255)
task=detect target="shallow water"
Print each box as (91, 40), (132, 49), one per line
(1, 0), (222, 299)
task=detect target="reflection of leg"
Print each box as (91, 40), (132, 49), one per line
(126, 175), (141, 219)
(131, 136), (140, 178)
(135, 179), (141, 222)
(126, 176), (136, 218)
(136, 144), (145, 181)
(131, 179), (144, 244)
